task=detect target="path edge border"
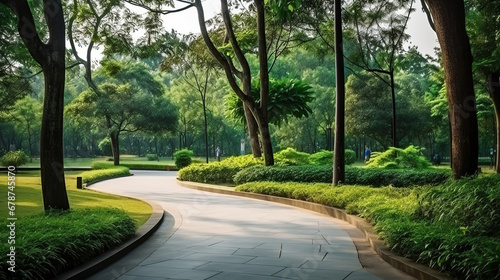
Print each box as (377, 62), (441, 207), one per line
(177, 179), (451, 280)
(54, 194), (164, 280)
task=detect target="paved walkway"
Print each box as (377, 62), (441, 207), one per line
(87, 171), (414, 280)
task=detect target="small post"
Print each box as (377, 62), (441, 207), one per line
(166, 166), (171, 171)
(77, 176), (83, 189)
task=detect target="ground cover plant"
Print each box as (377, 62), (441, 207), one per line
(0, 208), (135, 279)
(0, 170), (152, 279)
(367, 145), (431, 169)
(235, 176), (500, 279)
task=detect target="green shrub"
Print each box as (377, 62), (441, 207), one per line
(367, 145), (431, 169)
(345, 149), (357, 165)
(308, 149), (357, 166)
(416, 175), (500, 236)
(274, 147), (310, 165)
(0, 150), (28, 168)
(234, 165), (450, 187)
(81, 166), (130, 184)
(309, 150), (333, 166)
(0, 208), (135, 280)
(146, 153), (159, 161)
(174, 149), (194, 169)
(98, 138), (112, 156)
(178, 155), (262, 184)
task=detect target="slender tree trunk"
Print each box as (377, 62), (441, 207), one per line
(488, 72), (500, 173)
(257, 113), (274, 166)
(245, 105), (261, 157)
(255, 0), (273, 165)
(426, 0), (478, 178)
(110, 132), (120, 166)
(333, 0), (346, 186)
(390, 71), (397, 147)
(203, 101), (209, 163)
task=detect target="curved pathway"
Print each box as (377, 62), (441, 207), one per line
(88, 171), (414, 280)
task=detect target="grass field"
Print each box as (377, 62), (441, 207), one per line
(0, 170), (152, 228)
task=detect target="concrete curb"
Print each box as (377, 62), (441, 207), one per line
(177, 180), (451, 280)
(54, 197), (164, 280)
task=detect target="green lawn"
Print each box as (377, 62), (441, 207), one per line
(0, 170), (152, 228)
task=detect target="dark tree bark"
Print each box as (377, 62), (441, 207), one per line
(425, 0), (478, 178)
(110, 132), (120, 166)
(1, 0), (69, 210)
(333, 0), (345, 186)
(488, 72), (500, 172)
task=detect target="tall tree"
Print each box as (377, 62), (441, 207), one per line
(424, 0), (479, 178)
(1, 0), (69, 211)
(465, 0), (500, 172)
(333, 0), (345, 186)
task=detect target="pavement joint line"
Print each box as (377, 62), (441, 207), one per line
(177, 179), (452, 280)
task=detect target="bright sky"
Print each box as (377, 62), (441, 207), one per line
(79, 1), (439, 62)
(161, 0), (440, 57)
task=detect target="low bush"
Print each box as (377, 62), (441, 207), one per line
(178, 155), (262, 184)
(308, 150), (333, 166)
(274, 147), (310, 165)
(367, 145), (431, 169)
(81, 166), (130, 184)
(174, 149), (194, 169)
(1, 150), (28, 168)
(146, 153), (159, 161)
(0, 208), (135, 280)
(91, 161), (174, 171)
(234, 165), (450, 187)
(307, 149), (357, 166)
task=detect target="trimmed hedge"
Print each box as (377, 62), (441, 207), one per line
(91, 161), (174, 171)
(0, 208), (135, 280)
(83, 163), (131, 184)
(0, 150), (28, 168)
(174, 149), (194, 169)
(234, 165), (451, 187)
(178, 155), (263, 184)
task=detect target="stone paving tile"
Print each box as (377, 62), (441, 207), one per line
(244, 256), (306, 268)
(117, 275), (169, 280)
(233, 248), (281, 258)
(300, 258), (363, 271)
(346, 269), (383, 280)
(273, 267), (353, 280)
(126, 266), (219, 280)
(142, 259), (208, 270)
(206, 271), (292, 280)
(178, 245), (239, 255)
(194, 262), (286, 276)
(179, 252), (255, 264)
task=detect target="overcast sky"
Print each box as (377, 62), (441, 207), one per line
(79, 1), (439, 63)
(161, 0), (439, 57)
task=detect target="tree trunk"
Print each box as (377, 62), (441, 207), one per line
(257, 113), (274, 166)
(1, 0), (71, 211)
(488, 71), (500, 173)
(426, 0), (478, 178)
(390, 71), (397, 147)
(203, 101), (209, 163)
(245, 105), (261, 157)
(333, 0), (346, 186)
(110, 132), (120, 166)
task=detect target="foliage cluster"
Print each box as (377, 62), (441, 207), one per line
(91, 161), (174, 171)
(236, 176), (500, 279)
(83, 163), (130, 184)
(234, 165), (450, 187)
(0, 150), (28, 168)
(146, 154), (159, 161)
(274, 147), (311, 165)
(0, 208), (135, 280)
(174, 149), (194, 169)
(367, 145), (431, 169)
(178, 155), (263, 184)
(308, 149), (356, 166)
